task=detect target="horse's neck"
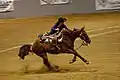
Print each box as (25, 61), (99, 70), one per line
(62, 31), (76, 47)
(69, 35), (76, 44)
(69, 32), (77, 42)
(61, 29), (81, 46)
(68, 30), (81, 43)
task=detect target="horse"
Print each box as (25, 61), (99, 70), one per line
(18, 27), (91, 71)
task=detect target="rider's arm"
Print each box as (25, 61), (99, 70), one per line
(62, 24), (69, 30)
(51, 23), (58, 30)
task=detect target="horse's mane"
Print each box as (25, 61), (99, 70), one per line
(61, 29), (73, 36)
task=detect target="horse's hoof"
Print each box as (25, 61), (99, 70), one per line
(50, 66), (60, 72)
(85, 61), (90, 65)
(54, 65), (59, 69)
(69, 61), (73, 64)
(69, 59), (76, 64)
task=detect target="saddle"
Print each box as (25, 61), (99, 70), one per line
(40, 32), (63, 46)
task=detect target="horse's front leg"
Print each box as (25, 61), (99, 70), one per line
(67, 49), (89, 64)
(69, 55), (77, 64)
(40, 53), (59, 71)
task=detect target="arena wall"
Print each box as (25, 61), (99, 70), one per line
(0, 0), (119, 18)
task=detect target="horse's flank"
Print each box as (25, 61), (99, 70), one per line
(32, 39), (51, 53)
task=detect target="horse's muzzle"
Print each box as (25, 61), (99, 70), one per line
(18, 54), (25, 60)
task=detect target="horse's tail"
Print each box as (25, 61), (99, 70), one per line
(18, 44), (32, 60)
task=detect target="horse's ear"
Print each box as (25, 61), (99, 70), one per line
(81, 26), (85, 31)
(73, 28), (75, 30)
(73, 28), (77, 31)
(82, 26), (85, 29)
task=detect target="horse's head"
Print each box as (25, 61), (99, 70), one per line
(79, 27), (91, 45)
(18, 44), (32, 60)
(73, 27), (91, 45)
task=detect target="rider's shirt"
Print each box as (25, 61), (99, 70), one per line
(51, 23), (68, 32)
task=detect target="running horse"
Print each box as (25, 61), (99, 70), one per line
(18, 27), (91, 71)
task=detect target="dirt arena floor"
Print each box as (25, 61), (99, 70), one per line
(0, 12), (120, 80)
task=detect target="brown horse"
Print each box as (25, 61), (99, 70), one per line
(18, 27), (91, 71)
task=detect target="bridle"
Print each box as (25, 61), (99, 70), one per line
(75, 29), (89, 50)
(75, 39), (88, 50)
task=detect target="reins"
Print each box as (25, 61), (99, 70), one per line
(75, 39), (87, 50)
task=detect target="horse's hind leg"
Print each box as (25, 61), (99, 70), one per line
(40, 54), (52, 70)
(40, 53), (59, 71)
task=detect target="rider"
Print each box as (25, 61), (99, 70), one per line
(49, 17), (69, 35)
(38, 17), (69, 38)
(38, 17), (70, 51)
